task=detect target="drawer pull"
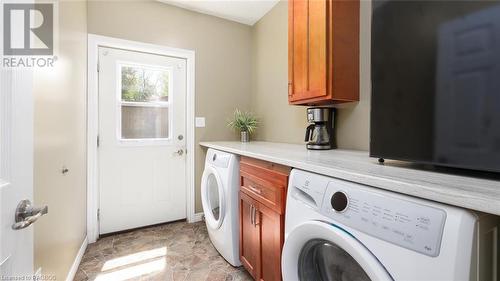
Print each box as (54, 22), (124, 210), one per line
(248, 185), (262, 194)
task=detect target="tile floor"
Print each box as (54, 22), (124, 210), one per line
(74, 221), (252, 281)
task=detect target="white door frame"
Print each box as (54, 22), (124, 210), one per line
(87, 34), (196, 243)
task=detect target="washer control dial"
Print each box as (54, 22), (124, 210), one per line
(331, 191), (348, 212)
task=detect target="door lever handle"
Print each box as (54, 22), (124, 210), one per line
(12, 200), (48, 230)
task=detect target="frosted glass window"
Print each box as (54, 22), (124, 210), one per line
(119, 64), (171, 140)
(121, 106), (169, 139)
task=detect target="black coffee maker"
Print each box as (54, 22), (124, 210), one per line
(304, 107), (335, 150)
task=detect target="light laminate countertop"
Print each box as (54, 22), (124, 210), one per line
(199, 141), (500, 216)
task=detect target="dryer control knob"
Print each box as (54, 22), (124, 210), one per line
(331, 191), (348, 212)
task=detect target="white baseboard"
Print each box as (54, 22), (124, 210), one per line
(65, 236), (88, 281)
(34, 267), (42, 278)
(191, 212), (204, 223)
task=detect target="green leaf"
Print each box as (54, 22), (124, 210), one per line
(227, 108), (259, 134)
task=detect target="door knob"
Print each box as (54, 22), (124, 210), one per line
(12, 200), (48, 230)
(175, 149), (184, 156)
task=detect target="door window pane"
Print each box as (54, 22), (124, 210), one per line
(121, 106), (169, 139)
(298, 239), (371, 281)
(121, 65), (169, 102)
(119, 63), (171, 141)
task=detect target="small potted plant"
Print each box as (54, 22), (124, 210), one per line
(227, 109), (258, 142)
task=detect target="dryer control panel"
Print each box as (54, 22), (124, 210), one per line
(206, 149), (232, 168)
(321, 179), (447, 257)
(289, 169), (330, 210)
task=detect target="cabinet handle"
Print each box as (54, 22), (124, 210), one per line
(250, 205), (254, 225)
(253, 207), (259, 226)
(248, 184), (262, 195)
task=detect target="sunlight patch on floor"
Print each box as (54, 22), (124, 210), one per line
(91, 247), (168, 280)
(95, 258), (166, 281)
(101, 247), (167, 271)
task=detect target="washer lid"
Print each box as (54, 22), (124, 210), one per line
(282, 221), (393, 281)
(201, 166), (225, 230)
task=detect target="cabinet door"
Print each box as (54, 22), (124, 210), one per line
(240, 191), (260, 279)
(289, 0), (328, 103)
(256, 203), (283, 281)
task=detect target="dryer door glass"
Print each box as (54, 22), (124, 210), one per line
(207, 173), (221, 221)
(298, 239), (371, 281)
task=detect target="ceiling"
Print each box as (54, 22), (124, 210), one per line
(159, 0), (280, 26)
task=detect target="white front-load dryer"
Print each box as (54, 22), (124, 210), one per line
(282, 169), (499, 281)
(201, 149), (241, 266)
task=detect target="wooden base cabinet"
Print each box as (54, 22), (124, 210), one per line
(258, 202), (283, 281)
(240, 192), (259, 279)
(239, 157), (290, 281)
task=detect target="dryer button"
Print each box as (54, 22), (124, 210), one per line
(331, 192), (348, 212)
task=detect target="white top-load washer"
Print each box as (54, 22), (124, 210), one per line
(283, 169), (499, 281)
(201, 149), (241, 267)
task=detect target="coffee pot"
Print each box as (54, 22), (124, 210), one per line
(305, 108), (335, 150)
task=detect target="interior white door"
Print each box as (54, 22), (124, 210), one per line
(98, 47), (187, 234)
(0, 68), (35, 274)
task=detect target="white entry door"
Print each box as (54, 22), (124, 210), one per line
(0, 69), (35, 275)
(98, 47), (187, 234)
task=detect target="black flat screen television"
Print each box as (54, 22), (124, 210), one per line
(371, 0), (500, 173)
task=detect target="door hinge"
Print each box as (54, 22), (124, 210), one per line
(97, 135), (100, 147)
(97, 61), (100, 73)
(97, 208), (100, 221)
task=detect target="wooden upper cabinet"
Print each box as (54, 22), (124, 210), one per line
(288, 0), (360, 105)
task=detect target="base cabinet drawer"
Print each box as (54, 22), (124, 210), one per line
(239, 157), (290, 281)
(241, 175), (285, 214)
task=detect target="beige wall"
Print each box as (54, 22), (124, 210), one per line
(251, 1), (308, 143)
(336, 0), (371, 151)
(251, 0), (371, 151)
(87, 0), (253, 213)
(34, 1), (88, 279)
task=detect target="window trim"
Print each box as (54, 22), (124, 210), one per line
(116, 61), (174, 145)
(121, 101), (169, 108)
